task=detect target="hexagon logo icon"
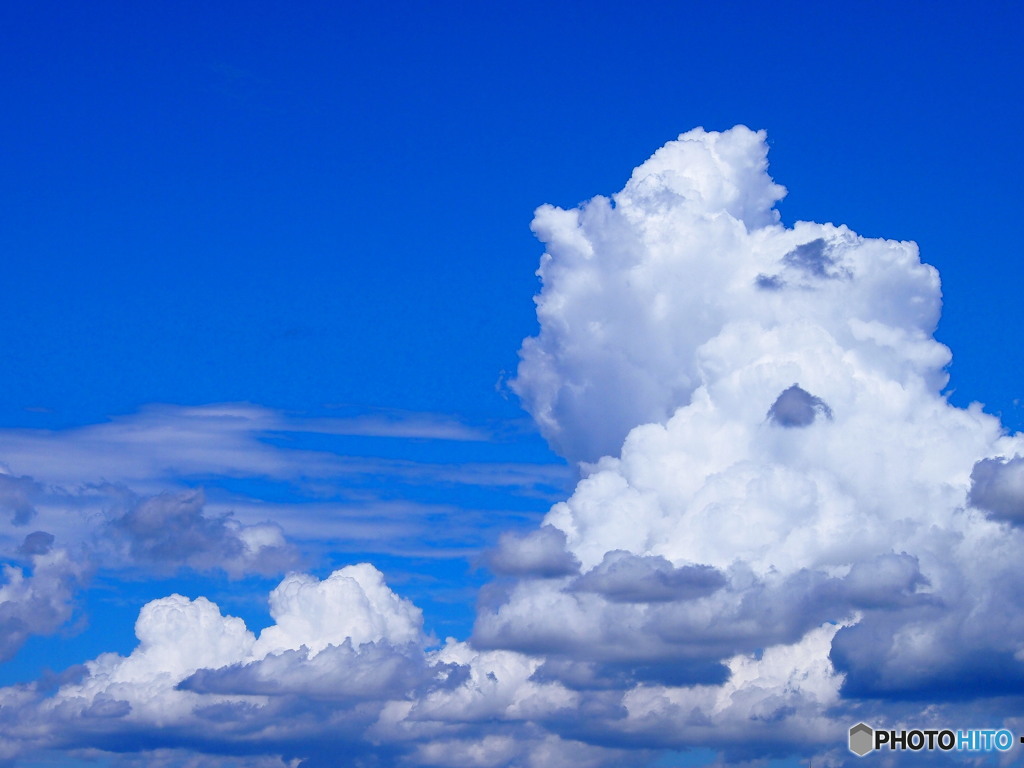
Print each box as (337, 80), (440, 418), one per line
(849, 722), (874, 756)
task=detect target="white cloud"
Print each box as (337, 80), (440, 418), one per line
(5, 126), (1024, 766)
(21, 565), (427, 751)
(486, 525), (580, 578)
(0, 404), (568, 568)
(765, 383), (833, 427)
(253, 563), (424, 657)
(968, 455), (1024, 523)
(614, 621), (847, 756)
(513, 127), (947, 464)
(0, 404), (528, 493)
(0, 399), (566, 673)
(0, 546), (88, 662)
(103, 489), (297, 577)
(491, 124), (1024, 753)
(50, 592), (256, 723)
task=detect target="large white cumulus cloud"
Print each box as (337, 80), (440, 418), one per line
(513, 126), (948, 464)
(492, 126), (1024, 755)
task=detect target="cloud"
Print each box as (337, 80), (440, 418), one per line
(0, 566), (427, 756)
(5, 125), (1024, 767)
(104, 489), (298, 577)
(17, 530), (54, 556)
(491, 125), (1024, 756)
(0, 566), (596, 766)
(486, 525), (580, 578)
(512, 126), (790, 465)
(571, 550), (726, 603)
(0, 404), (503, 491)
(0, 484), (298, 665)
(252, 563), (425, 657)
(968, 455), (1024, 523)
(512, 127), (948, 465)
(781, 237), (847, 280)
(0, 402), (563, 668)
(0, 472), (42, 525)
(766, 384), (833, 427)
(473, 554), (932, 691)
(0, 547), (88, 662)
(0, 404), (569, 566)
(180, 640), (445, 702)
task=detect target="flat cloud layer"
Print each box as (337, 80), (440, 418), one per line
(3, 126), (1024, 766)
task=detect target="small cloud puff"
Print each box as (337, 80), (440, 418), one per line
(766, 384), (833, 427)
(105, 489), (298, 577)
(571, 550), (725, 603)
(18, 530), (54, 556)
(254, 563), (424, 656)
(486, 525), (580, 578)
(0, 547), (88, 663)
(0, 472), (42, 525)
(969, 455), (1024, 523)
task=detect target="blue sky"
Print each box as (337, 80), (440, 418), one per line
(2, 2), (1024, 767)
(2, 2), (1022, 427)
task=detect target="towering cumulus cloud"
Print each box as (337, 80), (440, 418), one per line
(496, 126), (1024, 759)
(4, 126), (1023, 766)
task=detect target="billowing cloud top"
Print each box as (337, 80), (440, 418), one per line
(514, 126), (948, 464)
(4, 126), (1024, 767)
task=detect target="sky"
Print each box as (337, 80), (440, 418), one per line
(1, 1), (1024, 766)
